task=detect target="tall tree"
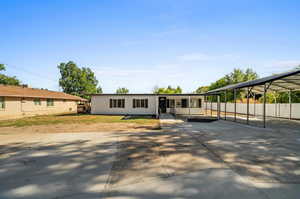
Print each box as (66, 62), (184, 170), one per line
(0, 64), (21, 85)
(153, 85), (182, 94)
(58, 61), (102, 99)
(116, 87), (129, 94)
(195, 68), (259, 102)
(195, 86), (209, 94)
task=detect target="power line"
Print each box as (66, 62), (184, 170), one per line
(3, 63), (58, 84)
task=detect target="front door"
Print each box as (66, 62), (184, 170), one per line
(159, 97), (167, 113)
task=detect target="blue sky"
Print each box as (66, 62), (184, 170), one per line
(1, 0), (300, 93)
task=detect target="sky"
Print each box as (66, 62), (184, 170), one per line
(1, 0), (300, 93)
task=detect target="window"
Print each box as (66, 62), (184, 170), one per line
(133, 99), (148, 108)
(167, 99), (175, 108)
(47, 99), (54, 106)
(34, 98), (41, 106)
(0, 97), (5, 109)
(109, 99), (125, 108)
(181, 99), (188, 108)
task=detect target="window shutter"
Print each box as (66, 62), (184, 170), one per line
(199, 99), (202, 108)
(110, 99), (112, 108)
(145, 99), (148, 108)
(133, 99), (136, 108)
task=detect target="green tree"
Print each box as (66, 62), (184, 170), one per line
(0, 64), (21, 85)
(195, 86), (209, 94)
(116, 87), (129, 94)
(58, 61), (102, 99)
(153, 85), (182, 94)
(196, 68), (259, 102)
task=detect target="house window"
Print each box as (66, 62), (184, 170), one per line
(166, 99), (175, 108)
(181, 99), (188, 108)
(47, 99), (54, 106)
(0, 97), (5, 109)
(34, 98), (41, 106)
(109, 99), (125, 108)
(133, 99), (148, 108)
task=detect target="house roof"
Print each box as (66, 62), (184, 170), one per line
(205, 69), (300, 94)
(0, 85), (86, 101)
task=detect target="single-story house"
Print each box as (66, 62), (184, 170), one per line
(90, 94), (204, 117)
(0, 84), (86, 120)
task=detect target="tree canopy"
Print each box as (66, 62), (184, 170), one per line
(195, 68), (259, 102)
(58, 61), (102, 99)
(153, 86), (182, 94)
(0, 64), (21, 86)
(116, 87), (129, 94)
(196, 68), (258, 93)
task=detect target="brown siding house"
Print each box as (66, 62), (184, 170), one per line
(0, 85), (86, 120)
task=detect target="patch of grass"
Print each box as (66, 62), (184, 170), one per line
(0, 114), (159, 127)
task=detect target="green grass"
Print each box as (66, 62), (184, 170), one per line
(0, 114), (159, 127)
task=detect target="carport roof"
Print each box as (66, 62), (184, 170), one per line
(204, 69), (300, 94)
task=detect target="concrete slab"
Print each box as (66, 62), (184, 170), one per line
(0, 133), (117, 199)
(1, 118), (299, 199)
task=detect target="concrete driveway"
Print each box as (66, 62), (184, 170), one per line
(0, 117), (299, 199)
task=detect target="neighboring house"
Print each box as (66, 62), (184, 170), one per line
(90, 94), (204, 117)
(0, 85), (86, 120)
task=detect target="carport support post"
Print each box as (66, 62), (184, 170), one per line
(188, 95), (191, 116)
(263, 84), (267, 128)
(205, 95), (208, 115)
(211, 96), (213, 117)
(234, 89), (237, 121)
(224, 91), (227, 120)
(217, 95), (221, 120)
(247, 87), (250, 125)
(289, 90), (292, 120)
(253, 93), (256, 117)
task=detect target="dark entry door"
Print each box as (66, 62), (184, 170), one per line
(159, 97), (167, 113)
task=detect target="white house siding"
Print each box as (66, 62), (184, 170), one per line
(0, 97), (78, 120)
(91, 95), (158, 115)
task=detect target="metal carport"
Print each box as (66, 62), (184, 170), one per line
(203, 69), (300, 128)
